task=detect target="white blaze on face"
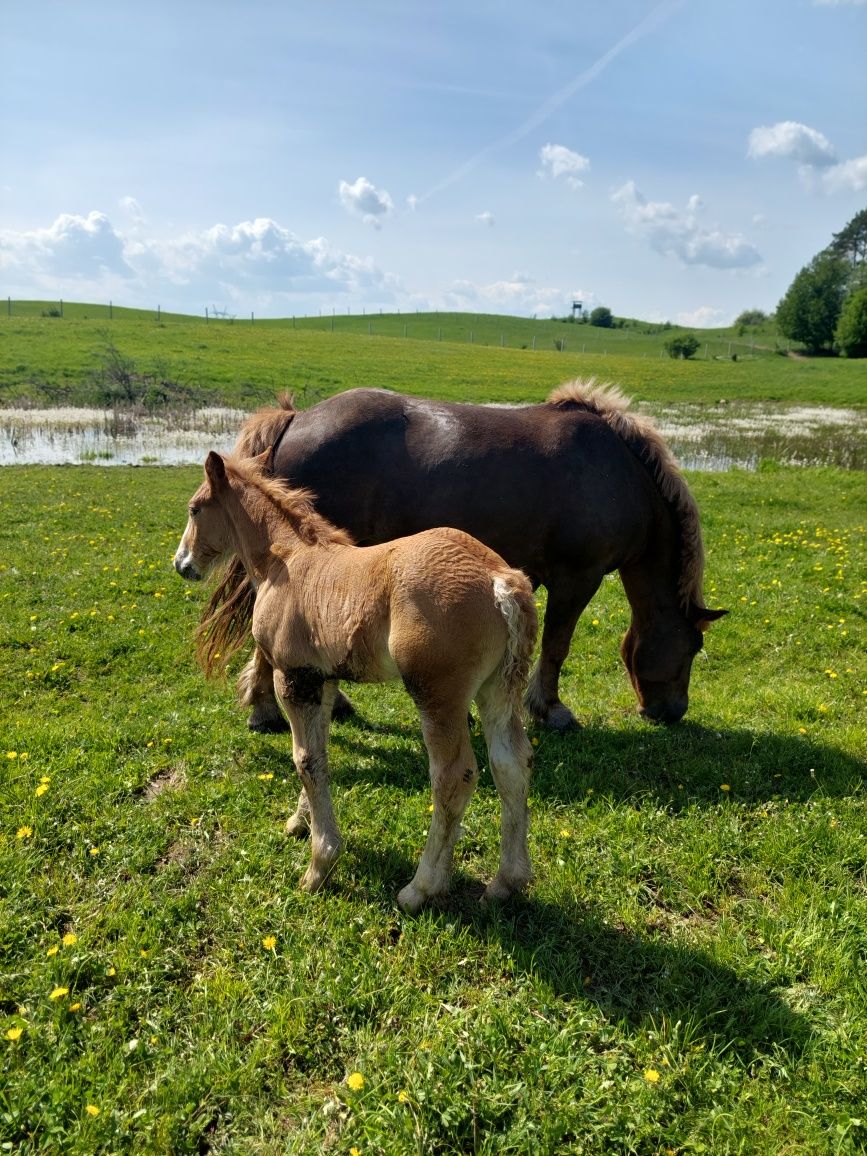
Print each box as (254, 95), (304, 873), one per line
(173, 518), (199, 579)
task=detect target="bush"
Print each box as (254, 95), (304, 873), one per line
(663, 334), (700, 359)
(589, 306), (613, 328)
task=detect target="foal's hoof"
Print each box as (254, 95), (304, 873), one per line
(284, 815), (310, 839)
(331, 691), (356, 722)
(396, 883), (427, 914)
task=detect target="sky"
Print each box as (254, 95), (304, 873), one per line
(1, 0), (865, 326)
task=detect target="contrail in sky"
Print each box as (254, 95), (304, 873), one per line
(417, 0), (685, 204)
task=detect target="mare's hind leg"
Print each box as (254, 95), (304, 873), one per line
(475, 678), (533, 902)
(240, 646), (289, 734)
(274, 676), (342, 892)
(397, 707), (479, 914)
(525, 568), (603, 731)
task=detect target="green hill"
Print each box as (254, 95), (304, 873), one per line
(1, 301), (862, 409)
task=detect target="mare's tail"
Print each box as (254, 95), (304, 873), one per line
(491, 569), (538, 716)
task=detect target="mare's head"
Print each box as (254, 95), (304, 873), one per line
(620, 602), (727, 724)
(174, 450), (259, 581)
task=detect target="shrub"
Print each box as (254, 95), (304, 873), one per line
(663, 334), (700, 359)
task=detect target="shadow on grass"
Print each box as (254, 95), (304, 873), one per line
(344, 842), (809, 1060)
(254, 713), (865, 809)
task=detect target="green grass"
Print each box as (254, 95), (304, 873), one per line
(2, 304), (865, 409)
(1, 464), (865, 1153)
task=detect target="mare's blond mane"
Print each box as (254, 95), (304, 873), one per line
(547, 379), (705, 610)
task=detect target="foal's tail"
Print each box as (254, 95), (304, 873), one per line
(491, 570), (539, 715)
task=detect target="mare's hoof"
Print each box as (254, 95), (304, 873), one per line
(248, 713), (290, 735)
(545, 704), (581, 733)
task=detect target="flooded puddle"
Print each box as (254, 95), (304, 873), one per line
(0, 402), (864, 470)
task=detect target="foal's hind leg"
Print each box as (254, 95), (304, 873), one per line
(397, 709), (479, 914)
(274, 676), (342, 892)
(475, 679), (533, 902)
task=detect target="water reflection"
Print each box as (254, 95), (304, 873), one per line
(0, 402), (864, 470)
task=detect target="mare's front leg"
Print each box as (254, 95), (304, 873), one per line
(525, 568), (603, 732)
(398, 707), (479, 914)
(274, 673), (342, 892)
(239, 645), (288, 733)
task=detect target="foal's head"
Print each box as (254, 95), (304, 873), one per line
(620, 602), (727, 725)
(174, 450), (260, 581)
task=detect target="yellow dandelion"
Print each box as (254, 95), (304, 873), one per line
(257, 773), (274, 781)
(6, 1026), (24, 1041)
(346, 1072), (365, 1092)
(35, 784), (49, 797)
(398, 1090), (410, 1104)
(46, 944), (59, 957)
(350, 1149), (361, 1156)
(85, 1105), (100, 1117)
(559, 828), (571, 839)
(89, 846), (100, 856)
(262, 935), (277, 951)
(16, 826), (33, 840)
(69, 1002), (82, 1012)
(49, 986), (69, 1000)
(720, 784), (730, 792)
(643, 1068), (661, 1083)
(6, 751), (18, 759)
(106, 966), (116, 977)
(62, 932), (78, 947)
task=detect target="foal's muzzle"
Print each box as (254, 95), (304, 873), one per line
(173, 554), (202, 581)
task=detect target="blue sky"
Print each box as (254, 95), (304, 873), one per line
(2, 0), (865, 324)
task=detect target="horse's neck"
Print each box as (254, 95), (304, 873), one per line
(230, 488), (301, 581)
(619, 507), (682, 626)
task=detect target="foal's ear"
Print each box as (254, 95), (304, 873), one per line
(255, 445), (275, 474)
(204, 450), (227, 489)
(689, 602), (728, 630)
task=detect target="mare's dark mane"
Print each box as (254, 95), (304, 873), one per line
(547, 380), (705, 612)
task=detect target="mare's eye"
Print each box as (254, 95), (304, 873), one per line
(189, 505), (200, 518)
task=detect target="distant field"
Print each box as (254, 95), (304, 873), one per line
(1, 302), (864, 410)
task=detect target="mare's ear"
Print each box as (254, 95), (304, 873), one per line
(255, 445), (275, 474)
(689, 602), (728, 631)
(204, 451), (227, 489)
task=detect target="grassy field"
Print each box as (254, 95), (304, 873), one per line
(1, 462), (865, 1154)
(2, 303), (865, 410)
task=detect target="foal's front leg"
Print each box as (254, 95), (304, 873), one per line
(274, 674), (341, 892)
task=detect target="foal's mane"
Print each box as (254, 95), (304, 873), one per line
(223, 454), (353, 548)
(547, 379), (705, 610)
(233, 392), (296, 458)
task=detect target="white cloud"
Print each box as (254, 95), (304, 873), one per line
(119, 196), (146, 226)
(475, 211), (495, 227)
(676, 305), (726, 328)
(748, 121), (867, 195)
(440, 272), (570, 317)
(819, 154), (867, 193)
(538, 143), (590, 189)
(0, 211), (135, 280)
(0, 211), (402, 310)
(611, 181), (762, 270)
(747, 121), (838, 167)
(338, 176), (394, 227)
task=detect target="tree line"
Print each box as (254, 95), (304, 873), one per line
(776, 208), (867, 356)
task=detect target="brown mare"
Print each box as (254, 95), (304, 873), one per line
(198, 380), (725, 733)
(174, 450), (538, 912)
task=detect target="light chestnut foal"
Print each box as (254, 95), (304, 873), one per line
(174, 449), (538, 912)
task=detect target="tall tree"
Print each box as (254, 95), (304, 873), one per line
(776, 253), (848, 352)
(835, 286), (867, 358)
(825, 207), (867, 289)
